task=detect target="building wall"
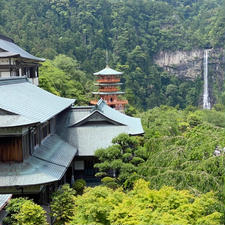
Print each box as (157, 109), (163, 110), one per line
(0, 71), (10, 78)
(0, 137), (23, 162)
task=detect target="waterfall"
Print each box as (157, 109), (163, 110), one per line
(203, 49), (211, 109)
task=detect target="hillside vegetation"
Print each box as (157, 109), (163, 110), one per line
(1, 0), (225, 109)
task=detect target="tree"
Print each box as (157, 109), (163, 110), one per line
(50, 184), (76, 225)
(95, 133), (145, 187)
(15, 201), (48, 225)
(4, 198), (47, 225)
(70, 179), (222, 225)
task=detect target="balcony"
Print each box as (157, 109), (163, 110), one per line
(99, 88), (119, 92)
(96, 78), (120, 83)
(90, 99), (128, 105)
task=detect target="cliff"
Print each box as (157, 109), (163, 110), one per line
(154, 48), (225, 105)
(154, 49), (225, 80)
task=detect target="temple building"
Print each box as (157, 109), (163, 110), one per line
(0, 77), (76, 200)
(57, 99), (144, 179)
(0, 36), (143, 202)
(90, 65), (128, 111)
(0, 34), (44, 86)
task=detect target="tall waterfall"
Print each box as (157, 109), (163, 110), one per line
(203, 49), (211, 109)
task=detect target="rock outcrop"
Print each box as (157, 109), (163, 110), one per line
(154, 49), (225, 81)
(154, 48), (225, 106)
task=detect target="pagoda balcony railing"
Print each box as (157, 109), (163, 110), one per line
(99, 88), (119, 92)
(106, 100), (128, 105)
(96, 78), (120, 83)
(90, 99), (128, 105)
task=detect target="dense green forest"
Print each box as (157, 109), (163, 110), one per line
(1, 0), (225, 109)
(4, 107), (225, 224)
(1, 1), (225, 223)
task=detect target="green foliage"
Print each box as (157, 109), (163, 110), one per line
(70, 179), (222, 225)
(39, 56), (94, 105)
(15, 201), (48, 225)
(72, 179), (86, 195)
(4, 198), (28, 225)
(95, 134), (146, 186)
(50, 184), (76, 225)
(4, 198), (47, 225)
(0, 0), (221, 110)
(101, 177), (119, 189)
(137, 107), (225, 198)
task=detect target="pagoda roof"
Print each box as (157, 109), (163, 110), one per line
(0, 134), (77, 190)
(0, 77), (75, 123)
(92, 91), (125, 95)
(95, 83), (123, 86)
(56, 99), (144, 156)
(0, 37), (45, 62)
(94, 65), (123, 76)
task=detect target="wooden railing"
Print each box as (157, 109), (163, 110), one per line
(90, 99), (128, 105)
(99, 88), (119, 92)
(96, 79), (120, 83)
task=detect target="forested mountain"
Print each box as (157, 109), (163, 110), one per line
(0, 0), (225, 109)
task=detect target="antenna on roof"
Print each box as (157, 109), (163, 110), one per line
(106, 50), (109, 67)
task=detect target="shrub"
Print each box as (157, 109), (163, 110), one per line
(4, 198), (47, 225)
(72, 179), (86, 195)
(51, 184), (76, 225)
(101, 177), (119, 189)
(15, 201), (48, 225)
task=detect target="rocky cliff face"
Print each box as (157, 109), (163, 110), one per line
(154, 49), (225, 80)
(154, 48), (225, 105)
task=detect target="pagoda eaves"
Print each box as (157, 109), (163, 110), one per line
(91, 65), (128, 111)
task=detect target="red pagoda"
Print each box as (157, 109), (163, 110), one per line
(90, 65), (128, 111)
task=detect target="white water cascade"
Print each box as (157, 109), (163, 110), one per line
(203, 49), (211, 109)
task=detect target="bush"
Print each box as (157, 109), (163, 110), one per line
(4, 198), (28, 225)
(51, 184), (76, 225)
(15, 201), (48, 225)
(4, 198), (47, 225)
(187, 113), (202, 127)
(72, 179), (86, 195)
(101, 177), (119, 189)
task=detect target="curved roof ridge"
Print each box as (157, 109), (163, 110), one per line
(0, 38), (45, 62)
(68, 109), (126, 127)
(93, 66), (123, 76)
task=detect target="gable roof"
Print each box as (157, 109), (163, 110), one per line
(0, 77), (75, 123)
(93, 65), (123, 76)
(95, 99), (144, 134)
(56, 99), (144, 156)
(69, 110), (125, 127)
(0, 37), (45, 62)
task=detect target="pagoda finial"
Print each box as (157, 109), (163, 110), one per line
(106, 50), (109, 67)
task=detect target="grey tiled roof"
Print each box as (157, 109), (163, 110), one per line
(0, 52), (19, 58)
(0, 157), (65, 187)
(0, 78), (75, 123)
(92, 99), (144, 135)
(0, 134), (77, 187)
(57, 100), (144, 156)
(94, 65), (123, 76)
(0, 38), (45, 61)
(0, 194), (12, 210)
(0, 115), (38, 127)
(33, 134), (77, 167)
